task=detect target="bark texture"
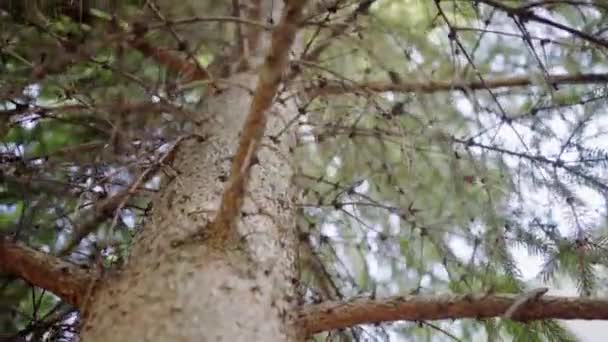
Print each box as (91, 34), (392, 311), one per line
(80, 77), (299, 342)
(79, 1), (305, 341)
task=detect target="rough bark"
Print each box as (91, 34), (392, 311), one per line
(78, 1), (306, 341)
(79, 73), (299, 342)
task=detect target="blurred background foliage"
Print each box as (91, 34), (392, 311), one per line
(2, 0), (608, 341)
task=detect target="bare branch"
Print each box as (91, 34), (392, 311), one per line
(58, 134), (199, 256)
(477, 0), (608, 49)
(148, 16), (273, 31)
(297, 293), (608, 335)
(209, 0), (309, 243)
(0, 237), (96, 308)
(309, 72), (608, 96)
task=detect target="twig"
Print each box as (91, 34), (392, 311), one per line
(58, 135), (203, 256)
(502, 287), (549, 319)
(108, 134), (196, 231)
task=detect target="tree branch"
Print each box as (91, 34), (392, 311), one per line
(297, 293), (608, 335)
(0, 237), (96, 308)
(128, 38), (211, 83)
(309, 72), (608, 96)
(476, 0), (608, 49)
(209, 0), (309, 242)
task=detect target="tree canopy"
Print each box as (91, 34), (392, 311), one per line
(2, 0), (608, 341)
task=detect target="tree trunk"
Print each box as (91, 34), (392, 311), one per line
(79, 2), (303, 341)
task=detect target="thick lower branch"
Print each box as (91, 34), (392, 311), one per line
(309, 72), (608, 96)
(0, 237), (95, 308)
(297, 293), (608, 335)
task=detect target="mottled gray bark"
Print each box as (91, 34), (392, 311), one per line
(79, 1), (304, 341)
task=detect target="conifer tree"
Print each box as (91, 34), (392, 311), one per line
(2, 1), (608, 341)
